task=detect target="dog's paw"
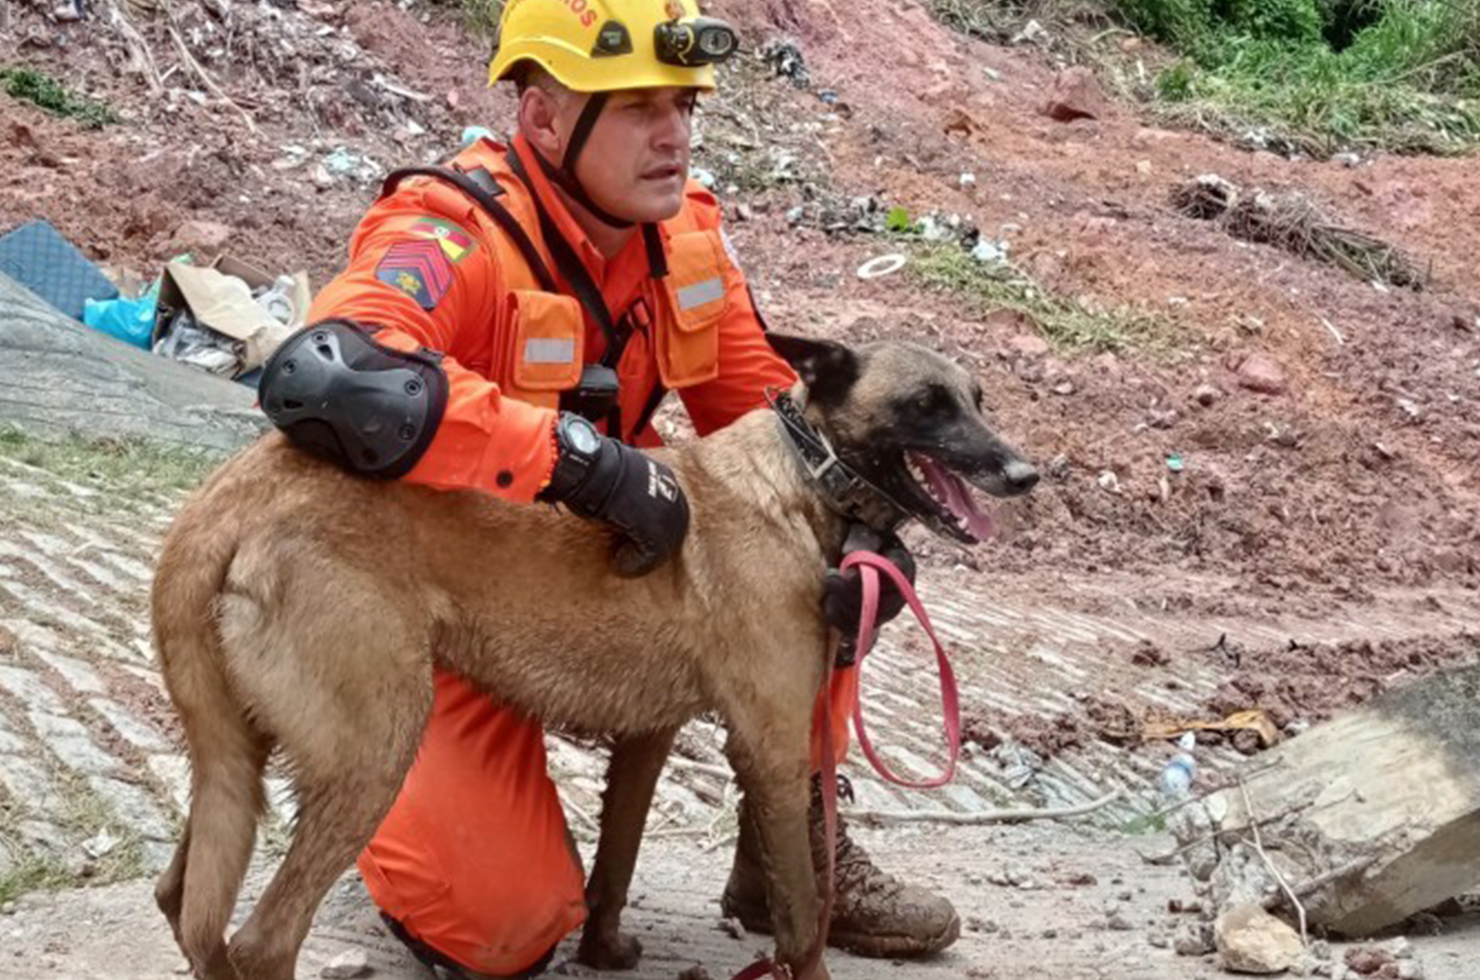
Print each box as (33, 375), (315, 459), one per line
(576, 928), (643, 970)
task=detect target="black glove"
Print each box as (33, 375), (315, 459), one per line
(539, 412), (690, 577)
(822, 524), (916, 667)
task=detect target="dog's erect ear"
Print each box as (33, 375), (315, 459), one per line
(766, 334), (860, 408)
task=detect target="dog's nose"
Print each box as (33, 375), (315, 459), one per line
(1005, 460), (1039, 493)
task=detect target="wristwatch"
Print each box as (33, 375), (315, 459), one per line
(542, 412), (604, 501)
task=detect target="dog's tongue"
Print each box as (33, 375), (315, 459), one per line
(916, 455), (995, 540)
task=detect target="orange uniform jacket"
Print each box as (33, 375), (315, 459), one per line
(308, 132), (797, 498)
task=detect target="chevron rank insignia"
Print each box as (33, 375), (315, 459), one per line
(376, 240), (453, 311)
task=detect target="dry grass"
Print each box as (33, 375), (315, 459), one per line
(1172, 175), (1427, 289)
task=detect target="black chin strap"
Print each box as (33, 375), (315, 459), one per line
(767, 388), (906, 531)
(535, 91), (635, 230)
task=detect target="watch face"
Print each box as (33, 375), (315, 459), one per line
(567, 417), (601, 454)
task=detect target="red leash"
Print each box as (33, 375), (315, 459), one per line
(841, 551), (962, 788)
(730, 552), (961, 979)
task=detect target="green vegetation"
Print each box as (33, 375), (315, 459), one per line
(931, 0), (1480, 153)
(0, 67), (119, 129)
(0, 854), (74, 905)
(0, 427), (219, 494)
(909, 244), (1178, 354)
(1122, 0), (1480, 153)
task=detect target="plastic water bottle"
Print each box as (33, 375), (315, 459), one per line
(254, 275), (297, 325)
(1160, 732), (1197, 798)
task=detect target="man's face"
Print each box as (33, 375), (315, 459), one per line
(561, 87), (699, 224)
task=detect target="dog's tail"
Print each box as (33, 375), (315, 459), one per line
(152, 513), (267, 974)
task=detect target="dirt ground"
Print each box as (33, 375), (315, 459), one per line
(3, 0), (1479, 977)
(4, 823), (1479, 980)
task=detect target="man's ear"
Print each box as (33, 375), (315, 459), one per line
(766, 334), (860, 409)
(518, 86), (563, 160)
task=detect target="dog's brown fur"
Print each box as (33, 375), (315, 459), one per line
(151, 339), (1033, 980)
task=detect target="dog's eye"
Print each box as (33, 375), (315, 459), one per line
(913, 384), (953, 417)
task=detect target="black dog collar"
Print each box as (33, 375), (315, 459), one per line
(767, 388), (906, 531)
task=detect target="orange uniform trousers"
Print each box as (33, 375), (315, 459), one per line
(357, 667), (859, 976)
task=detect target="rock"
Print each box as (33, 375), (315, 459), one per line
(1396, 961), (1424, 980)
(1175, 921), (1215, 956)
(677, 967), (712, 980)
(1346, 948), (1397, 975)
(1193, 383), (1221, 407)
(1333, 152), (1361, 168)
(1047, 453), (1070, 480)
(719, 916), (745, 940)
(785, 206), (804, 226)
(1107, 912), (1135, 931)
(1136, 160), (1154, 175)
(960, 172), (977, 188)
(1097, 470), (1121, 495)
(171, 219), (233, 256)
(1042, 67), (1108, 123)
(320, 949), (371, 979)
(1007, 334), (1051, 358)
(1052, 381), (1075, 396)
(1, 901), (15, 915)
(1215, 904), (1303, 974)
(1236, 353), (1289, 395)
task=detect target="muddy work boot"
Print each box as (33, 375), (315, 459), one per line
(720, 776), (961, 957)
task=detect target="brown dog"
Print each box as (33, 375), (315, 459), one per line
(150, 334), (1037, 980)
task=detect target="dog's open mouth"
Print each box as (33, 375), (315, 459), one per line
(905, 451), (995, 545)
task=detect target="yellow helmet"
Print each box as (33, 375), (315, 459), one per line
(488, 0), (736, 93)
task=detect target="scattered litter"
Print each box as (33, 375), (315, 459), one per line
(856, 253), (908, 280)
(461, 125), (494, 147)
(1332, 152), (1361, 168)
(318, 147), (382, 187)
(1097, 470), (1121, 494)
(151, 256), (310, 380)
(959, 172), (977, 188)
(758, 38), (810, 88)
(0, 220), (119, 320)
(1166, 453), (1185, 472)
(785, 205), (805, 226)
(1159, 733), (1197, 797)
(81, 829), (118, 859)
(1012, 19), (1047, 44)
(1147, 710), (1280, 751)
(690, 166), (717, 189)
(970, 238), (1009, 264)
(84, 289), (160, 349)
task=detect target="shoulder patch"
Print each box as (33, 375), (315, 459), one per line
(376, 240), (454, 311)
(409, 216), (476, 264)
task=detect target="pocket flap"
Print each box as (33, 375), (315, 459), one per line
(510, 289), (583, 391)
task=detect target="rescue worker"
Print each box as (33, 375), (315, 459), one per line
(257, 1), (960, 975)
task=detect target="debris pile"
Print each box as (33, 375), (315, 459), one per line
(1172, 175), (1427, 289)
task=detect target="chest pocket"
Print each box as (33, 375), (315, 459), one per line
(654, 229), (728, 389)
(505, 289), (584, 407)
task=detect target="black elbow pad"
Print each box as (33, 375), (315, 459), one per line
(259, 320), (449, 479)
